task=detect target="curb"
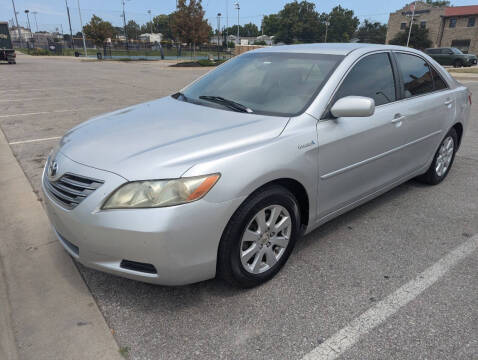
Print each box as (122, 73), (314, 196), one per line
(0, 128), (122, 360)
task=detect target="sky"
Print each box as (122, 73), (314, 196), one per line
(4, 0), (478, 34)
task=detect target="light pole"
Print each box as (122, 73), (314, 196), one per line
(147, 10), (152, 34)
(234, 1), (240, 45)
(122, 0), (127, 44)
(226, 0), (229, 51)
(65, 0), (74, 50)
(324, 20), (330, 42)
(32, 11), (38, 32)
(24, 9), (33, 48)
(11, 0), (23, 48)
(77, 0), (87, 56)
(217, 13), (221, 59)
(406, 2), (416, 47)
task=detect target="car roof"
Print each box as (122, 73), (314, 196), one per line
(253, 43), (425, 56)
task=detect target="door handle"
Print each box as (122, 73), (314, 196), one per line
(444, 99), (453, 105)
(392, 115), (406, 123)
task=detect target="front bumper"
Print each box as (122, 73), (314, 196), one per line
(42, 152), (244, 285)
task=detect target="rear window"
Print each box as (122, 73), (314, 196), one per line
(396, 53), (434, 97)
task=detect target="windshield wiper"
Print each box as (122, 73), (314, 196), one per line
(199, 95), (253, 113)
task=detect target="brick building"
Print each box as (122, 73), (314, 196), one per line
(386, 2), (478, 54)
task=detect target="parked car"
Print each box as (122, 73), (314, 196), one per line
(425, 47), (477, 67)
(0, 22), (16, 64)
(42, 43), (471, 288)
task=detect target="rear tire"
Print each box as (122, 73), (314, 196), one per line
(217, 185), (300, 288)
(416, 128), (458, 185)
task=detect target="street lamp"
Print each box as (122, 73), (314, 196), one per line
(147, 10), (152, 34)
(406, 2), (416, 47)
(77, 0), (87, 56)
(217, 13), (221, 59)
(324, 19), (330, 42)
(234, 1), (240, 45)
(24, 9), (31, 31)
(32, 11), (38, 32)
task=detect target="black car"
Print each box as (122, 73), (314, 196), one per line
(425, 47), (477, 67)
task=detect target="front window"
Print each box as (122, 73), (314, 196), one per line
(180, 52), (344, 117)
(468, 17), (475, 27)
(449, 18), (457, 28)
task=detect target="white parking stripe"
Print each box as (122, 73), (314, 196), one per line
(0, 108), (104, 119)
(302, 235), (478, 360)
(0, 96), (79, 103)
(9, 136), (62, 145)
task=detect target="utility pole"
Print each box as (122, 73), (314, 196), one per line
(122, 0), (127, 44)
(406, 1), (416, 47)
(77, 0), (87, 56)
(64, 0), (74, 50)
(32, 11), (38, 32)
(324, 20), (330, 42)
(226, 0), (229, 51)
(11, 0), (23, 48)
(217, 13), (221, 59)
(24, 9), (33, 48)
(234, 1), (240, 45)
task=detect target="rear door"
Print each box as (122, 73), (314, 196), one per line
(391, 51), (455, 172)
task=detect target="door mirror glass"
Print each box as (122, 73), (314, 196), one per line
(330, 96), (375, 118)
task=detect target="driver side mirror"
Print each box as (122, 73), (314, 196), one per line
(330, 96), (375, 118)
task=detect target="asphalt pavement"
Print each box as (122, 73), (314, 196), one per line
(1, 54), (476, 360)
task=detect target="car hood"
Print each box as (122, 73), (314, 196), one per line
(59, 96), (290, 180)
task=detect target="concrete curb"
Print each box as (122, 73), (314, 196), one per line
(0, 129), (122, 360)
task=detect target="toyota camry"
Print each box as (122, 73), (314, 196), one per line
(42, 43), (471, 287)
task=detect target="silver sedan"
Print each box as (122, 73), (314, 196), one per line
(42, 43), (471, 287)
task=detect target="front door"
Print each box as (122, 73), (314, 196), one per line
(316, 52), (407, 219)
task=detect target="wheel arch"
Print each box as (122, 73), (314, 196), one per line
(452, 122), (464, 149)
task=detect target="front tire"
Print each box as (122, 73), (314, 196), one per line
(217, 185), (300, 288)
(417, 128), (458, 185)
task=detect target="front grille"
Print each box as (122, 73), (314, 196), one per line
(44, 173), (104, 209)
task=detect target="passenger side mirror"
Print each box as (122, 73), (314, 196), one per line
(330, 96), (375, 118)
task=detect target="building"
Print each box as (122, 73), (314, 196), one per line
(386, 2), (478, 53)
(10, 26), (32, 42)
(138, 33), (163, 43)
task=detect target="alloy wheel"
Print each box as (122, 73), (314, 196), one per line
(435, 136), (454, 177)
(240, 205), (292, 274)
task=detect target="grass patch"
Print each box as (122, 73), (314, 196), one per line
(119, 346), (130, 358)
(448, 67), (478, 74)
(170, 59), (227, 67)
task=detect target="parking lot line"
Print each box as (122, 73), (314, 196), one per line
(302, 235), (478, 360)
(0, 108), (103, 119)
(9, 136), (62, 145)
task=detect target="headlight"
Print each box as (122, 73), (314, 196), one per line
(102, 174), (220, 209)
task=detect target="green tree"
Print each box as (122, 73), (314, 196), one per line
(82, 15), (114, 46)
(275, 1), (322, 44)
(262, 14), (280, 36)
(141, 14), (173, 39)
(171, 0), (211, 45)
(324, 5), (359, 43)
(356, 20), (387, 44)
(242, 22), (259, 37)
(425, 0), (450, 6)
(389, 24), (432, 49)
(125, 20), (140, 40)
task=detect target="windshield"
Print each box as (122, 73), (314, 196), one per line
(180, 52), (344, 117)
(451, 47), (463, 54)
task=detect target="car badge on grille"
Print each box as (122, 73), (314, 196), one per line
(48, 160), (59, 179)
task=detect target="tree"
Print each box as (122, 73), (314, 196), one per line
(389, 24), (432, 49)
(141, 14), (173, 39)
(242, 22), (259, 37)
(275, 1), (322, 44)
(324, 5), (359, 43)
(262, 14), (280, 36)
(171, 0), (211, 45)
(82, 15), (114, 46)
(425, 0), (450, 6)
(125, 20), (140, 40)
(356, 20), (387, 44)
